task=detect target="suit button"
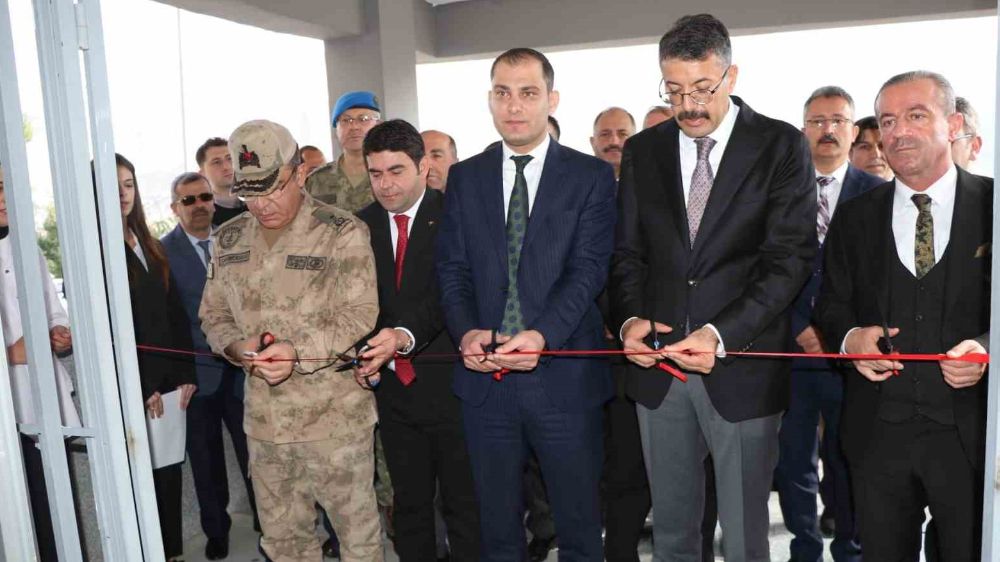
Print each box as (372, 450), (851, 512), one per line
(688, 279), (698, 287)
(915, 314), (924, 322)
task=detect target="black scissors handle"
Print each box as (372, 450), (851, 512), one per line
(877, 323), (894, 354)
(482, 329), (500, 354)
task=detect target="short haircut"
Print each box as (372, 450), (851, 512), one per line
(803, 86), (855, 117)
(547, 115), (561, 140)
(955, 96), (980, 135)
(491, 48), (555, 92)
(195, 137), (228, 168)
(299, 145), (322, 156)
(876, 70), (956, 116)
(853, 116), (879, 145)
(646, 105), (672, 118)
(659, 14), (732, 66)
(170, 171), (209, 202)
(363, 119), (425, 169)
(593, 107), (637, 130)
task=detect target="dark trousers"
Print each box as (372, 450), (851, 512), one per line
(154, 463), (184, 558)
(21, 435), (59, 561)
(603, 393), (650, 562)
(186, 374), (257, 539)
(462, 374), (604, 562)
(851, 417), (981, 562)
(379, 405), (480, 561)
(776, 369), (859, 562)
(524, 451), (555, 541)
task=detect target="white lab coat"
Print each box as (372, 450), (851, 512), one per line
(0, 237), (81, 429)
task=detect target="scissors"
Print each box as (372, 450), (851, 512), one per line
(481, 329), (510, 381)
(334, 343), (379, 387)
(650, 319), (688, 383)
(876, 323), (900, 377)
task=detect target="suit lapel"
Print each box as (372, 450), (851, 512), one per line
(167, 226), (207, 273)
(369, 210), (397, 293)
(943, 168), (982, 316)
(403, 190), (440, 287)
(479, 146), (509, 277)
(654, 125), (690, 248)
(523, 140), (566, 251)
(869, 185), (895, 322)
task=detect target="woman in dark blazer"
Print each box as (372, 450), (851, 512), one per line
(116, 153), (197, 561)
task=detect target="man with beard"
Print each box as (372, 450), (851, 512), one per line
(850, 117), (894, 182)
(611, 14), (816, 560)
(306, 91), (381, 211)
(197, 137), (248, 226)
(775, 87), (881, 562)
(817, 70), (990, 561)
(591, 107), (636, 181)
(161, 172), (258, 559)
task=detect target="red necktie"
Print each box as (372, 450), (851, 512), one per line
(393, 214), (416, 386)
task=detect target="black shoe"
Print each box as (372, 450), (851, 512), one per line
(437, 553), (450, 562)
(205, 536), (229, 560)
(527, 536), (556, 562)
(819, 509), (835, 538)
(322, 537), (341, 559)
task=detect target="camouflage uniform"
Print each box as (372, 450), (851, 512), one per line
(304, 155), (374, 212)
(200, 194), (382, 562)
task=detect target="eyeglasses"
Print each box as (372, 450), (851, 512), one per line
(336, 114), (380, 128)
(659, 66), (731, 107)
(179, 193), (214, 206)
(953, 132), (976, 142)
(804, 118), (852, 130)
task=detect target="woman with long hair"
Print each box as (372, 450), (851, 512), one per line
(116, 153), (197, 561)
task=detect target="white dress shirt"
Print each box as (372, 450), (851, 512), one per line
(818, 160), (849, 219)
(839, 165), (958, 352)
(678, 101), (740, 205)
(384, 190), (427, 360)
(501, 134), (550, 220)
(184, 228), (214, 266)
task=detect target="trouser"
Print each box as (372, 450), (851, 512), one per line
(153, 463), (184, 558)
(21, 434), (59, 561)
(602, 393), (650, 562)
(637, 374), (781, 562)
(523, 450), (555, 541)
(249, 431), (383, 562)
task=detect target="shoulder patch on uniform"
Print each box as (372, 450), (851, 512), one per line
(219, 251), (250, 266)
(312, 206), (355, 232)
(217, 221), (246, 250)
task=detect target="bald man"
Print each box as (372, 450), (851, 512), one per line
(421, 130), (459, 191)
(642, 105), (674, 130)
(591, 107), (636, 180)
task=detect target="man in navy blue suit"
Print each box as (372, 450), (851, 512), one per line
(161, 172), (257, 560)
(436, 48), (616, 561)
(774, 87), (883, 562)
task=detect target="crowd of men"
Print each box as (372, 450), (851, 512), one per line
(6, 10), (993, 562)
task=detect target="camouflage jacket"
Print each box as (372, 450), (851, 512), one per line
(199, 193), (379, 443)
(304, 155), (374, 212)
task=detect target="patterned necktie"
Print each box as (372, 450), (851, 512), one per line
(816, 176), (834, 243)
(392, 214), (415, 386)
(197, 240), (212, 269)
(500, 155), (533, 335)
(687, 137), (717, 246)
(912, 194), (935, 278)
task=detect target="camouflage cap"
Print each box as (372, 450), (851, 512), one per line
(228, 120), (300, 197)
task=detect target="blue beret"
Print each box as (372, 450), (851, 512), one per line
(331, 91), (380, 125)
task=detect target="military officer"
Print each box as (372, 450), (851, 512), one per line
(305, 91), (381, 211)
(199, 119), (382, 562)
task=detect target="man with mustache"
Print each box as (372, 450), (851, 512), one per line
(161, 172), (258, 560)
(817, 71), (991, 561)
(591, 107), (636, 181)
(611, 14), (816, 560)
(306, 91), (381, 211)
(850, 117), (894, 181)
(775, 87), (882, 562)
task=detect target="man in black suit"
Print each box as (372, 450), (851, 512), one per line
(775, 86), (883, 562)
(816, 70), (991, 562)
(610, 14), (816, 561)
(354, 119), (479, 561)
(161, 172), (257, 560)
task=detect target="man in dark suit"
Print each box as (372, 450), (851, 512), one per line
(161, 172), (257, 560)
(610, 15), (817, 561)
(775, 86), (883, 562)
(436, 48), (616, 561)
(353, 119), (479, 561)
(816, 70), (991, 562)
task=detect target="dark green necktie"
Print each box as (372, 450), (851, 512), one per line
(912, 194), (935, 278)
(500, 155), (533, 335)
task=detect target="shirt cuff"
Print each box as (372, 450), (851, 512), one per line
(394, 327), (416, 355)
(620, 317), (639, 342)
(703, 323), (726, 358)
(840, 327), (861, 354)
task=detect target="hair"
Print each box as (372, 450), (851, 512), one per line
(170, 171), (209, 202)
(646, 105), (673, 118)
(955, 96), (980, 135)
(876, 70), (956, 116)
(803, 86), (855, 117)
(299, 145), (322, 157)
(659, 14), (732, 66)
(852, 116), (879, 146)
(593, 107), (636, 130)
(547, 115), (561, 140)
(363, 119), (426, 169)
(491, 48), (555, 92)
(195, 137), (228, 168)
(113, 154), (171, 289)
